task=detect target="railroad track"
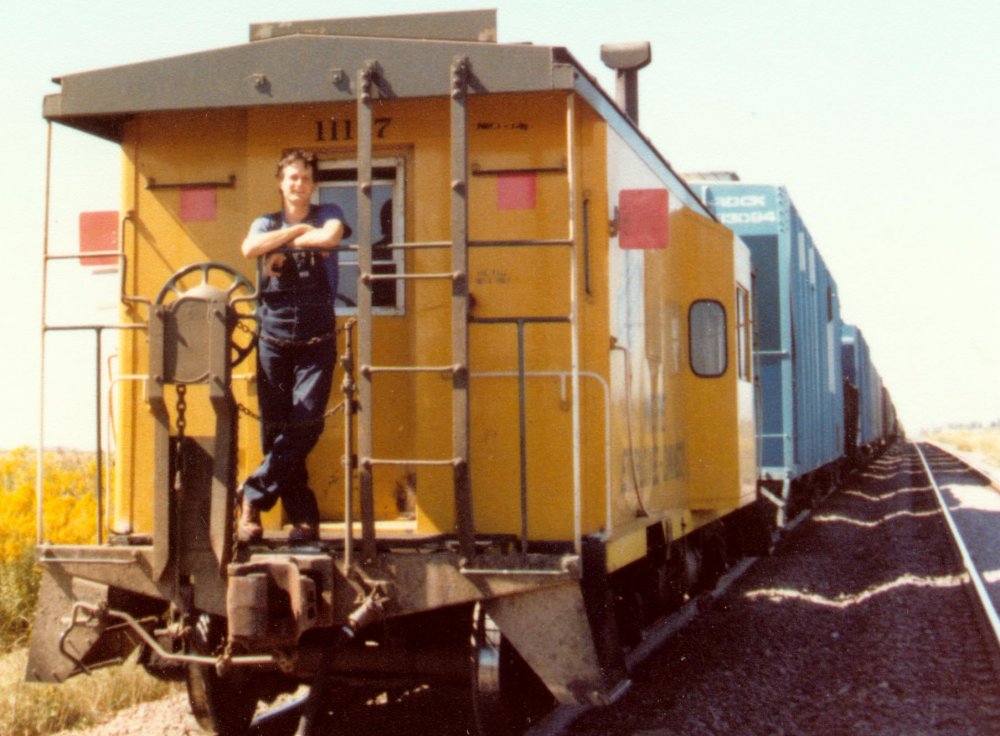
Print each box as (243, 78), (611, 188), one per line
(913, 441), (1000, 670)
(564, 443), (1000, 734)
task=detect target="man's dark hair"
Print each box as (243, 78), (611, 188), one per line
(276, 149), (319, 179)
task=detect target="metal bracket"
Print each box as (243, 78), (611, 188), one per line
(146, 175), (236, 190)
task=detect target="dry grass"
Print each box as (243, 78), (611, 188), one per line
(922, 426), (1000, 468)
(0, 648), (178, 736)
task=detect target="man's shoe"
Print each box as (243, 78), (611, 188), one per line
(238, 497), (263, 543)
(288, 523), (318, 544)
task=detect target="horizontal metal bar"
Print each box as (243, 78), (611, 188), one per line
(43, 323), (146, 333)
(46, 250), (122, 261)
(459, 567), (570, 577)
(354, 239), (573, 250)
(471, 166), (567, 176)
(278, 244), (355, 253)
(469, 238), (572, 248)
(363, 271), (458, 282)
(146, 174), (236, 190)
(364, 457), (459, 467)
(40, 556), (139, 565)
(470, 315), (571, 325)
(382, 240), (452, 250)
(362, 364), (460, 375)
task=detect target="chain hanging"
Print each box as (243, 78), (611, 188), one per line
(172, 385), (188, 495)
(257, 331), (335, 349)
(235, 320), (353, 425)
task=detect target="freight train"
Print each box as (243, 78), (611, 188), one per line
(687, 174), (899, 519)
(27, 10), (898, 735)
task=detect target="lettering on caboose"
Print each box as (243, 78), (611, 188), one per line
(620, 440), (686, 494)
(476, 121), (530, 131)
(314, 117), (392, 142)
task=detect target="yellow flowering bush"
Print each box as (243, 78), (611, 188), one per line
(0, 446), (100, 560)
(0, 447), (101, 650)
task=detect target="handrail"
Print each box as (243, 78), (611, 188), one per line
(450, 56), (475, 560)
(102, 370), (256, 536)
(38, 122), (150, 546)
(37, 324), (145, 545)
(36, 123), (53, 548)
(37, 123), (172, 547)
(119, 211), (150, 312)
(565, 91), (583, 556)
(471, 370), (613, 538)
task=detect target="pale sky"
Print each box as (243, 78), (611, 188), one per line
(2, 0), (998, 449)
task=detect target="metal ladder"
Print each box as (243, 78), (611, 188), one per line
(349, 58), (584, 565)
(349, 58), (474, 564)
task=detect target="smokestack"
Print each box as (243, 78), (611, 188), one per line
(600, 42), (651, 125)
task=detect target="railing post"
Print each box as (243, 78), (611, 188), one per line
(37, 123), (53, 546)
(94, 327), (104, 544)
(451, 56), (475, 559)
(566, 93), (583, 555)
(357, 62), (378, 562)
(341, 322), (356, 570)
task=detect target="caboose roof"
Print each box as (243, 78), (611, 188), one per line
(43, 9), (578, 142)
(43, 9), (711, 215)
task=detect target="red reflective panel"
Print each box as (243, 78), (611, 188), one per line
(180, 186), (217, 222)
(619, 188), (669, 249)
(497, 172), (537, 210)
(79, 210), (119, 266)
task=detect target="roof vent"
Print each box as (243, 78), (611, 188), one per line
(600, 42), (651, 125)
(683, 172), (742, 182)
(250, 9), (497, 43)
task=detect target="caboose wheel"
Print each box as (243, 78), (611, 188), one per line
(185, 614), (259, 736)
(470, 604), (554, 735)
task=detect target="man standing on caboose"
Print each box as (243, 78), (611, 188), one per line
(238, 149), (346, 544)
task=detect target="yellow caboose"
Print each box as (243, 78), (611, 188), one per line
(29, 10), (757, 733)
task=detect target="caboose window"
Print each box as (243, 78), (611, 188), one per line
(316, 158), (405, 314)
(689, 300), (727, 378)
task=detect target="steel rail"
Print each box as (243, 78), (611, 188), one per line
(913, 442), (1000, 652)
(922, 440), (1000, 491)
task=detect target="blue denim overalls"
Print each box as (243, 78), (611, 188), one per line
(242, 208), (338, 525)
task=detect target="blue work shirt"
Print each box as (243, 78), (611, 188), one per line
(248, 203), (344, 341)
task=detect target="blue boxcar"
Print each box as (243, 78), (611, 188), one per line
(841, 324), (886, 452)
(689, 177), (845, 484)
